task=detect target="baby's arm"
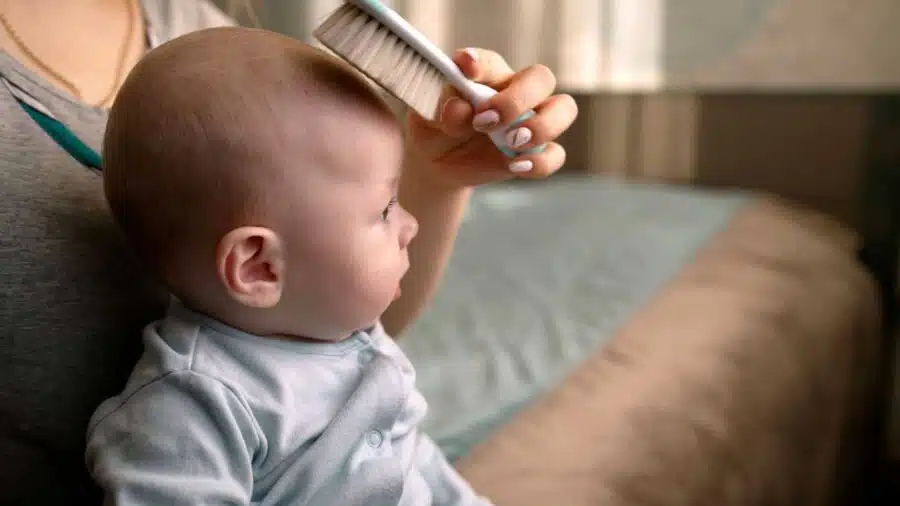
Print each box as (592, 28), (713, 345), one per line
(85, 371), (261, 505)
(416, 433), (494, 506)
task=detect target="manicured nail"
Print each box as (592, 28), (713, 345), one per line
(473, 109), (500, 130)
(463, 48), (479, 61)
(509, 160), (533, 173)
(506, 127), (532, 149)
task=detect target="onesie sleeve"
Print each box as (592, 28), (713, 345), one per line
(415, 433), (495, 506)
(85, 371), (262, 506)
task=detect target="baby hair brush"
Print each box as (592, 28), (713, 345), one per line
(313, 0), (544, 159)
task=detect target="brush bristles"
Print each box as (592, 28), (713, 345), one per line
(313, 3), (446, 121)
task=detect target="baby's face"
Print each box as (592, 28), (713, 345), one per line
(273, 107), (417, 336)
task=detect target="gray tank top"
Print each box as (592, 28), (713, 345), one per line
(0, 2), (233, 503)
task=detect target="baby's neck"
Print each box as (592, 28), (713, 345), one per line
(176, 297), (360, 344)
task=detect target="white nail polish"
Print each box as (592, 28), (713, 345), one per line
(463, 48), (479, 61)
(473, 109), (500, 130)
(509, 160), (533, 173)
(506, 127), (532, 149)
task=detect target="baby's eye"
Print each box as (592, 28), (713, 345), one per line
(381, 196), (398, 221)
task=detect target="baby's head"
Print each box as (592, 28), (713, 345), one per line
(103, 26), (418, 341)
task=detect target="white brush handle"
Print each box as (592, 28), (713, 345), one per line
(348, 0), (543, 158)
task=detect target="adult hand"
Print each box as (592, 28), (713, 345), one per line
(404, 48), (578, 188)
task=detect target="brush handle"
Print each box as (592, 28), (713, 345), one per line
(349, 0), (545, 158)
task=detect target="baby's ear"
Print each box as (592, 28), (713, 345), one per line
(216, 226), (285, 308)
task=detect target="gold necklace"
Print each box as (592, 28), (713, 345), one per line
(0, 0), (137, 107)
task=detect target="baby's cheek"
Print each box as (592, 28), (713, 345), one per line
(336, 260), (388, 303)
(318, 240), (399, 318)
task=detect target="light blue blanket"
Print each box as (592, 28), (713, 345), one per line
(400, 176), (750, 461)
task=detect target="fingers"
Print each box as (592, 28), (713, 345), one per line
(435, 94), (474, 138)
(505, 93), (578, 149)
(412, 48), (576, 160)
(407, 83), (472, 138)
(452, 48), (514, 85)
(508, 142), (566, 179)
(473, 64), (557, 131)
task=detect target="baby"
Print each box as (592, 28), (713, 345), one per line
(86, 26), (492, 506)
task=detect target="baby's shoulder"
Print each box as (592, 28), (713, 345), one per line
(84, 318), (245, 431)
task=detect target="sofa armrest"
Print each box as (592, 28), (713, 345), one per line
(457, 197), (881, 506)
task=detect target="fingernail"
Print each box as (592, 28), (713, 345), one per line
(473, 109), (500, 130)
(506, 127), (532, 149)
(439, 97), (461, 122)
(509, 160), (533, 173)
(463, 48), (479, 61)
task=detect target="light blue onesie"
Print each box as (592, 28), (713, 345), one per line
(85, 303), (493, 506)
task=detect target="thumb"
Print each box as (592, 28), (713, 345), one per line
(451, 47), (514, 85)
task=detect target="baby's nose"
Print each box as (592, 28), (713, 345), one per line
(398, 207), (418, 248)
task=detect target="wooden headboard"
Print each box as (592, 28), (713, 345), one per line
(558, 93), (875, 230)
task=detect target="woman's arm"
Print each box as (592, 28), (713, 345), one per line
(381, 167), (472, 337)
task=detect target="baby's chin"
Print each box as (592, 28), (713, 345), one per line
(360, 287), (402, 331)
